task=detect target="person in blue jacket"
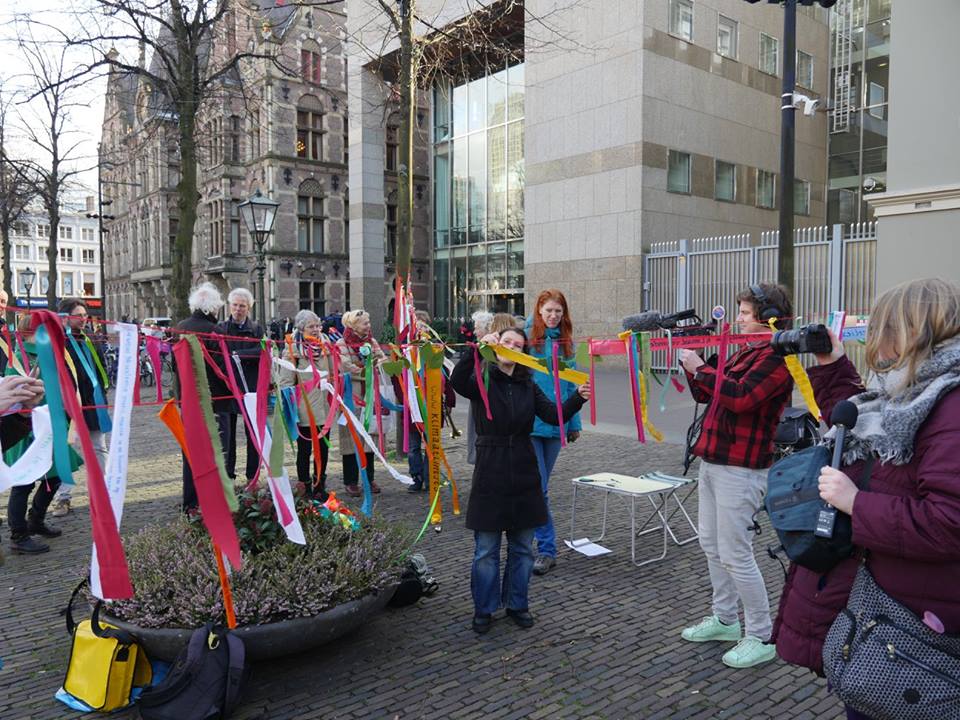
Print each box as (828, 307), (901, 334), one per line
(526, 289), (582, 575)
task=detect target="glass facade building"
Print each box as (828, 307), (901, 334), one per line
(828, 0), (891, 223)
(433, 63), (525, 331)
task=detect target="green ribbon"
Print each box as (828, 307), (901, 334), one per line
(85, 336), (110, 389)
(362, 351), (374, 431)
(35, 325), (74, 484)
(68, 333), (113, 433)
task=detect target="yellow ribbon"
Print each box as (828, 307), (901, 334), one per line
(768, 318), (822, 421)
(638, 371), (664, 442)
(491, 345), (589, 385)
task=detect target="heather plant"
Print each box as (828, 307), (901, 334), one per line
(107, 506), (412, 628)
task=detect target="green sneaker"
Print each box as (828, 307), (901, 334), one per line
(681, 615), (742, 642)
(721, 636), (777, 668)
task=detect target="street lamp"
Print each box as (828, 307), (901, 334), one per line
(237, 189), (280, 327)
(22, 266), (36, 315)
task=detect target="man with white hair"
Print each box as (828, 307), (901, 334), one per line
(174, 282), (232, 511)
(217, 287), (265, 482)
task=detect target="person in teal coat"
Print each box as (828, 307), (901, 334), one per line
(526, 289), (582, 575)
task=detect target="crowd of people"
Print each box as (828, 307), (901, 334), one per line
(2, 275), (957, 719)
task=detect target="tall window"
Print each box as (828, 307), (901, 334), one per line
(715, 160), (736, 202)
(667, 150), (691, 194)
(59, 225), (73, 240)
(39, 271), (49, 294)
(228, 115), (241, 162)
(717, 15), (738, 59)
(14, 244), (30, 260)
(82, 248), (96, 264)
(300, 44), (322, 85)
(209, 200), (224, 256)
(60, 246), (74, 262)
(297, 181), (324, 253)
(385, 125), (399, 172)
(37, 224), (50, 238)
(797, 50), (814, 88)
(757, 170), (776, 209)
(794, 179), (811, 215)
(11, 221), (28, 236)
(299, 280), (325, 315)
(760, 33), (779, 75)
(81, 227), (94, 241)
(296, 96), (324, 160)
(62, 272), (74, 295)
(229, 201), (241, 254)
(669, 0), (694, 42)
(386, 201), (398, 258)
(83, 273), (96, 297)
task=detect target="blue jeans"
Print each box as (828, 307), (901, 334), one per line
(471, 528), (535, 616)
(408, 430), (428, 482)
(531, 436), (562, 558)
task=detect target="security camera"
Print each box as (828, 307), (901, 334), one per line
(801, 96), (822, 117)
(863, 177), (878, 192)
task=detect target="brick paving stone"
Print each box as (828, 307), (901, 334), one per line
(0, 399), (849, 719)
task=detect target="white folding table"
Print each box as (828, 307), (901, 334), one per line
(568, 472), (699, 567)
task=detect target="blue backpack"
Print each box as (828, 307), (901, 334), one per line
(765, 446), (873, 573)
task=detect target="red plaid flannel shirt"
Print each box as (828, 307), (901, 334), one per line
(685, 340), (793, 470)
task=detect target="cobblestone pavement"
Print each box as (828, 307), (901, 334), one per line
(0, 401), (844, 719)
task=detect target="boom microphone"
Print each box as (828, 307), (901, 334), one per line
(622, 311), (665, 332)
(815, 400), (859, 538)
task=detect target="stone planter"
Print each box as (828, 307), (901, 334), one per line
(103, 586), (396, 662)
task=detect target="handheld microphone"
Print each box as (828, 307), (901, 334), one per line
(815, 400), (859, 538)
(621, 311), (665, 332)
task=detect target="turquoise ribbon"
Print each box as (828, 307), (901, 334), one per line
(280, 386), (299, 443)
(67, 333), (113, 433)
(35, 325), (74, 484)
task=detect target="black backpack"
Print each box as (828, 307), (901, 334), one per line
(137, 624), (246, 720)
(765, 445), (874, 574)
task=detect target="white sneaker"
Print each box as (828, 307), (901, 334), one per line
(721, 636), (777, 668)
(680, 615), (742, 642)
(52, 499), (71, 518)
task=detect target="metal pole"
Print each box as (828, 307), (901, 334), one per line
(257, 237), (267, 328)
(778, 0), (797, 293)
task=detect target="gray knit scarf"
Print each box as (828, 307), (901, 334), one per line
(830, 336), (960, 466)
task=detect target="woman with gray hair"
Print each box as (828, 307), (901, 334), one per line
(337, 309), (386, 497)
(174, 282), (232, 511)
(278, 309), (332, 500)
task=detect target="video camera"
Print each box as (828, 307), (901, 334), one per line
(770, 323), (833, 356)
(621, 309), (716, 337)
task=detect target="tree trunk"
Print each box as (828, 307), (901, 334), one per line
(172, 109), (198, 321)
(46, 186), (59, 309)
(395, 1), (417, 290)
(1, 224), (12, 324)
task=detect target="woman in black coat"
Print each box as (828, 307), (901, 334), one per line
(450, 327), (590, 634)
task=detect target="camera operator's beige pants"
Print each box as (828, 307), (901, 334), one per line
(55, 430), (109, 503)
(697, 461), (772, 641)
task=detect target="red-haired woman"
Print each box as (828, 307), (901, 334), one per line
(526, 289), (582, 575)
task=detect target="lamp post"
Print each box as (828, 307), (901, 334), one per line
(237, 190), (280, 328)
(22, 266), (36, 316)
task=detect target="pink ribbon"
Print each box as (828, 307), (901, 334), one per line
(473, 346), (493, 420)
(704, 323), (731, 428)
(588, 338), (597, 425)
(144, 336), (164, 403)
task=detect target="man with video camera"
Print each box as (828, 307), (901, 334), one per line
(677, 283), (794, 669)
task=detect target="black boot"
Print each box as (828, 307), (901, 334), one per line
(10, 534), (50, 554)
(407, 475), (424, 493)
(27, 510), (62, 538)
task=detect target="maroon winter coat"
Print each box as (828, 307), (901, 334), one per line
(773, 355), (960, 674)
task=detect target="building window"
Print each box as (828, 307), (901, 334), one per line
(300, 48), (322, 85)
(36, 224), (50, 238)
(797, 50), (814, 88)
(385, 125), (399, 172)
(669, 0), (694, 42)
(83, 273), (96, 297)
(757, 169), (777, 209)
(82, 248), (96, 264)
(17, 271), (31, 295)
(386, 201), (397, 258)
(715, 160), (736, 202)
(228, 115), (241, 162)
(14, 244), (30, 261)
(230, 201), (242, 254)
(667, 150), (691, 194)
(209, 200), (224, 256)
(760, 33), (779, 76)
(60, 246), (74, 262)
(868, 82), (886, 119)
(296, 105), (324, 160)
(38, 246), (48, 260)
(298, 280), (325, 315)
(297, 192), (324, 253)
(794, 179), (811, 215)
(12, 221), (28, 236)
(62, 272), (74, 295)
(59, 225), (73, 240)
(717, 15), (738, 59)
(81, 227), (94, 241)
(39, 271), (49, 294)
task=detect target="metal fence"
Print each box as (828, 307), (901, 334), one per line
(643, 222), (877, 368)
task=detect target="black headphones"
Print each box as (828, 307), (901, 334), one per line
(750, 284), (781, 322)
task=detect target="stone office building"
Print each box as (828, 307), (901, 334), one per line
(347, 0), (830, 337)
(100, 0), (431, 323)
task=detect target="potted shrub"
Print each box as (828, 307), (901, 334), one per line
(100, 485), (410, 661)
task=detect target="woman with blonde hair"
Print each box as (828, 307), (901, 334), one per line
(336, 309), (386, 497)
(773, 278), (960, 719)
(279, 309), (332, 500)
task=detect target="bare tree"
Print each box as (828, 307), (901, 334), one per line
(31, 0), (301, 319)
(17, 36), (91, 309)
(0, 86), (37, 322)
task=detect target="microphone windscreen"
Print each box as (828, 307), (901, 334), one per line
(830, 399), (859, 429)
(622, 311), (663, 332)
